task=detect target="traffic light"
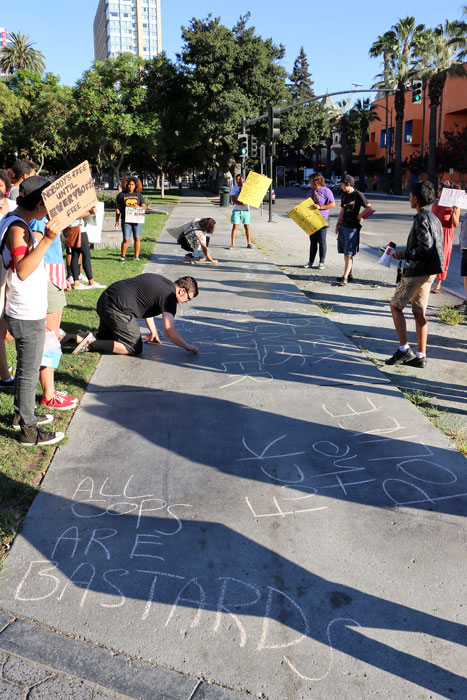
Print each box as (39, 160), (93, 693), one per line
(268, 104), (280, 140)
(412, 80), (422, 103)
(250, 135), (258, 158)
(237, 133), (248, 157)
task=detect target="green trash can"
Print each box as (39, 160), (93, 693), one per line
(219, 185), (231, 207)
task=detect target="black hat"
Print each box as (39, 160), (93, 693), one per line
(341, 174), (355, 187)
(17, 175), (51, 207)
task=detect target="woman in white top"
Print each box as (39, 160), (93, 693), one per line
(0, 176), (63, 446)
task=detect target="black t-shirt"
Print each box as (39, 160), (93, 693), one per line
(104, 274), (177, 318)
(340, 190), (368, 228)
(116, 191), (146, 222)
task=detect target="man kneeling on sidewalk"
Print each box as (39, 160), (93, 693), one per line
(385, 181), (443, 370)
(70, 273), (199, 356)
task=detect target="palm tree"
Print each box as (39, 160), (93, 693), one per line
(336, 98), (353, 175)
(415, 20), (467, 188)
(386, 17), (425, 195)
(351, 99), (380, 190)
(0, 32), (45, 75)
(369, 31), (396, 191)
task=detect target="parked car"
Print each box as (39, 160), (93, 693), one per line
(300, 182), (310, 190)
(263, 189), (276, 203)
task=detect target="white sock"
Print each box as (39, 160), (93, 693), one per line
(399, 344), (410, 352)
(416, 352), (426, 358)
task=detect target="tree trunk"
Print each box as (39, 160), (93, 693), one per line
(437, 90), (444, 145)
(428, 103), (438, 190)
(420, 80), (426, 162)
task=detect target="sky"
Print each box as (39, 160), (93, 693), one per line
(1, 0), (465, 106)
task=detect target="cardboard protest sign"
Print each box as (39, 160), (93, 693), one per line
(125, 206), (146, 224)
(85, 201), (105, 244)
(238, 171), (272, 209)
(287, 198), (327, 236)
(42, 161), (98, 230)
(439, 188), (467, 209)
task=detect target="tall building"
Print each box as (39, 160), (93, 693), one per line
(0, 27), (14, 78)
(93, 0), (161, 62)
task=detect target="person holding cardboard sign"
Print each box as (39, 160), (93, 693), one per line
(304, 174), (335, 270)
(115, 176), (146, 262)
(230, 174), (252, 249)
(431, 182), (461, 294)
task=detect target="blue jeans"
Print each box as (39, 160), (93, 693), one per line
(337, 226), (359, 257)
(122, 222), (143, 240)
(5, 316), (45, 428)
(308, 226), (328, 266)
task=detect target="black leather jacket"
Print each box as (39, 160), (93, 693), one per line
(402, 208), (444, 277)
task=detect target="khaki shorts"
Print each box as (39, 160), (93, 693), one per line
(391, 274), (435, 314)
(47, 281), (67, 314)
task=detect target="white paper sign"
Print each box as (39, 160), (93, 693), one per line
(125, 206), (146, 224)
(438, 188), (467, 209)
(85, 201), (105, 243)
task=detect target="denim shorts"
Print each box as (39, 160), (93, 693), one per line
(231, 210), (250, 225)
(337, 226), (359, 257)
(122, 222), (143, 240)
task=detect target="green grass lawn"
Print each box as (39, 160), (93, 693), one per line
(0, 211), (168, 564)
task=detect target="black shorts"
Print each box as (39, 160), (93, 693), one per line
(461, 249), (467, 277)
(96, 294), (143, 355)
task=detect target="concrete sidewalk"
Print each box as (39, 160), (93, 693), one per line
(0, 193), (466, 700)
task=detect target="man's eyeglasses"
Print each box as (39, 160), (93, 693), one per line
(185, 289), (192, 301)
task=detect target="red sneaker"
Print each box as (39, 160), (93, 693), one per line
(40, 394), (78, 410)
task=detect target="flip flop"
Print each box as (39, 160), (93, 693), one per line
(432, 288), (441, 294)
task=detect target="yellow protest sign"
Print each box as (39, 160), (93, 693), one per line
(42, 161), (98, 230)
(238, 171), (272, 209)
(287, 198), (327, 236)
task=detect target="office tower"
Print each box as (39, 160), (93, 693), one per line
(0, 27), (14, 78)
(93, 0), (161, 62)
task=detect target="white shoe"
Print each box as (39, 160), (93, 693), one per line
(72, 332), (96, 354)
(89, 282), (106, 289)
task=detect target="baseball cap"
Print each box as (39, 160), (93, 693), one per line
(16, 175), (51, 207)
(341, 175), (355, 186)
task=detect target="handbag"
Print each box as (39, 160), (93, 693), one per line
(62, 225), (81, 248)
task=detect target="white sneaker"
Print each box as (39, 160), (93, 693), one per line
(89, 282), (106, 289)
(119, 257), (126, 262)
(72, 332), (96, 354)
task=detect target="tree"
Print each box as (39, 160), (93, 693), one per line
(351, 99), (380, 189)
(4, 70), (76, 172)
(73, 53), (150, 186)
(369, 30), (397, 190)
(280, 48), (328, 177)
(417, 20), (467, 188)
(176, 14), (289, 175)
(0, 32), (45, 75)
(371, 18), (425, 194)
(287, 47), (313, 100)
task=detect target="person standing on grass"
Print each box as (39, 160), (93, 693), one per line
(29, 216), (77, 411)
(0, 177), (64, 446)
(70, 274), (199, 357)
(334, 174), (373, 286)
(230, 174), (252, 249)
(385, 180), (443, 370)
(115, 176), (146, 262)
(304, 174), (335, 270)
